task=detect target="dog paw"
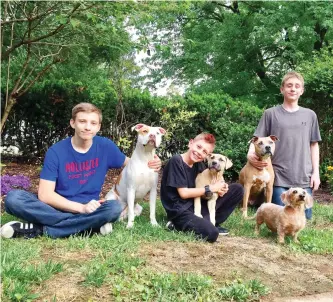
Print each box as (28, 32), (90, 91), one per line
(134, 204), (143, 216)
(151, 220), (159, 227)
(242, 212), (248, 219)
(194, 213), (203, 218)
(126, 222), (134, 229)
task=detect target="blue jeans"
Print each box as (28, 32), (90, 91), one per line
(272, 186), (313, 220)
(4, 190), (123, 238)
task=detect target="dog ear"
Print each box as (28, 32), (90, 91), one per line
(225, 157), (233, 170)
(159, 127), (166, 135)
(249, 136), (259, 144)
(280, 191), (290, 205)
(269, 135), (279, 142)
(305, 194), (314, 209)
(132, 124), (146, 132)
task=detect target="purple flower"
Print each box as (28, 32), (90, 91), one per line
(1, 174), (31, 195)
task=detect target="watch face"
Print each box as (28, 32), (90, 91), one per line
(205, 185), (213, 198)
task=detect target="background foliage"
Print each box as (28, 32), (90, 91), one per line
(1, 1), (332, 185)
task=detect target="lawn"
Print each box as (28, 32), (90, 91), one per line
(1, 201), (333, 302)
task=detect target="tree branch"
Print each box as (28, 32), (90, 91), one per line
(11, 21), (32, 96)
(1, 3), (59, 25)
(212, 1), (240, 14)
(2, 3), (81, 60)
(5, 21), (15, 109)
(16, 58), (63, 98)
(1, 1), (9, 48)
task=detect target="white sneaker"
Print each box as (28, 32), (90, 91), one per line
(100, 222), (113, 235)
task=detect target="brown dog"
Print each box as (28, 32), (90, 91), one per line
(239, 136), (278, 218)
(194, 153), (233, 225)
(255, 187), (313, 244)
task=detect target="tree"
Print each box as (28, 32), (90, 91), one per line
(0, 1), (136, 133)
(137, 1), (333, 103)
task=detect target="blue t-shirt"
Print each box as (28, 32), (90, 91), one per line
(40, 136), (125, 203)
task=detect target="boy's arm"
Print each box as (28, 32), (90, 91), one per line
(177, 182), (227, 199)
(122, 157), (130, 167)
(38, 179), (101, 214)
(122, 155), (162, 171)
(310, 142), (320, 190)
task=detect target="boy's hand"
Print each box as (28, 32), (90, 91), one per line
(83, 199), (101, 213)
(217, 183), (229, 197)
(247, 152), (268, 170)
(310, 173), (320, 191)
(209, 181), (227, 194)
(148, 154), (162, 172)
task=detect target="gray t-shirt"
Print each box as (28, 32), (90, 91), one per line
(254, 105), (321, 187)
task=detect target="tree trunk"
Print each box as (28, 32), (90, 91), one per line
(1, 97), (16, 134)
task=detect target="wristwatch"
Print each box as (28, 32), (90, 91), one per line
(204, 185), (213, 198)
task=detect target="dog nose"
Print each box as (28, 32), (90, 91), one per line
(300, 194), (305, 200)
(212, 161), (217, 165)
(265, 146), (271, 151)
(149, 134), (155, 139)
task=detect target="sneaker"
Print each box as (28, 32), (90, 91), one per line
(166, 221), (175, 231)
(217, 226), (229, 236)
(0, 221), (43, 239)
(100, 222), (113, 235)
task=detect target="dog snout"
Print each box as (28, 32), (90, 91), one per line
(265, 145), (271, 152)
(149, 134), (156, 139)
(299, 194), (305, 200)
(212, 161), (217, 166)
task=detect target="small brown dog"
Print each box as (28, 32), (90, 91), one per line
(239, 135), (278, 218)
(194, 153), (233, 225)
(255, 187), (313, 244)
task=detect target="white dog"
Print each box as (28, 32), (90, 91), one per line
(106, 124), (166, 228)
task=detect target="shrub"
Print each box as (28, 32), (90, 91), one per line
(326, 166), (333, 194)
(1, 175), (31, 195)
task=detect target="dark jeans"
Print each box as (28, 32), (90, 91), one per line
(5, 189), (123, 238)
(171, 183), (244, 243)
(272, 186), (313, 220)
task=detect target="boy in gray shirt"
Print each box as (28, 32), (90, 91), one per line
(247, 71), (321, 219)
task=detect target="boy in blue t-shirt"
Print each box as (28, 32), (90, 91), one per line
(1, 103), (161, 239)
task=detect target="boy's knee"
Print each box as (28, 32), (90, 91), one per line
(101, 200), (123, 222)
(233, 183), (244, 198)
(5, 189), (25, 211)
(205, 228), (219, 243)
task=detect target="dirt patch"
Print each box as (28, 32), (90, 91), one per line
(137, 237), (333, 299)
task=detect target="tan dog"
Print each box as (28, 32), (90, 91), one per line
(239, 135), (278, 218)
(255, 187), (313, 244)
(194, 154), (233, 225)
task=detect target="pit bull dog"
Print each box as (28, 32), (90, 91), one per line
(239, 135), (278, 218)
(105, 124), (166, 229)
(194, 153), (233, 225)
(255, 187), (313, 244)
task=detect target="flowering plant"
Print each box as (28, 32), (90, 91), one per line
(1, 174), (31, 195)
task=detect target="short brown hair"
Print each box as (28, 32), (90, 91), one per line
(71, 103), (102, 123)
(193, 133), (216, 145)
(281, 71), (304, 88)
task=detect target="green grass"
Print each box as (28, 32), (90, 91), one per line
(1, 201), (332, 301)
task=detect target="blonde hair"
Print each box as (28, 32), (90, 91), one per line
(71, 103), (102, 123)
(281, 71), (304, 88)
